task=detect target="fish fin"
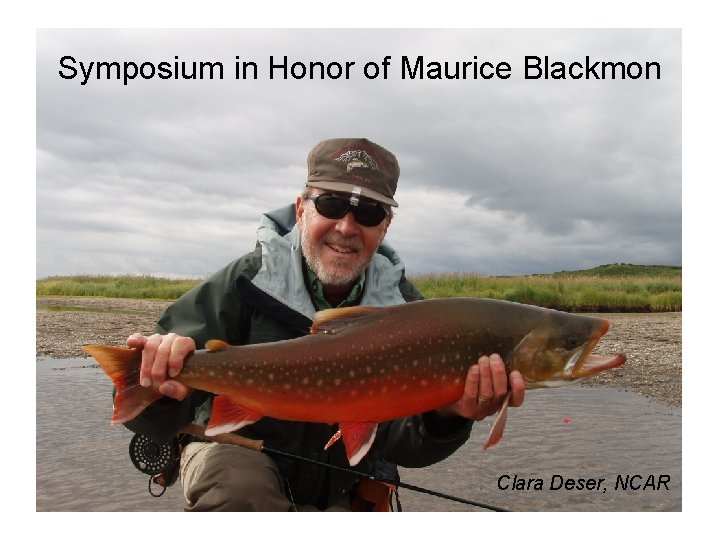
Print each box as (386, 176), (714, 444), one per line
(205, 339), (231, 352)
(324, 429), (342, 450)
(205, 395), (263, 436)
(311, 306), (386, 334)
(82, 345), (163, 425)
(483, 392), (512, 450)
(336, 422), (378, 466)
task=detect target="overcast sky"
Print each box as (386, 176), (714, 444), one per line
(36, 28), (681, 279)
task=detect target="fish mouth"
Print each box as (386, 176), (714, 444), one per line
(567, 318), (626, 378)
(575, 352), (627, 377)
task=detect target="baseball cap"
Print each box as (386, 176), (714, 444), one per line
(306, 138), (400, 207)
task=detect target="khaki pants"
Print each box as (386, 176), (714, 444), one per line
(180, 442), (352, 512)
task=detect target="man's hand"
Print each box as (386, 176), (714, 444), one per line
(126, 332), (196, 401)
(435, 353), (525, 421)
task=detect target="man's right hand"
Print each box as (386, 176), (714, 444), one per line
(126, 333), (196, 401)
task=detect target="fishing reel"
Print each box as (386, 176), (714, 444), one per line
(129, 433), (181, 497)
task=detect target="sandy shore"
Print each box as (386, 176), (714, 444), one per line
(36, 296), (682, 406)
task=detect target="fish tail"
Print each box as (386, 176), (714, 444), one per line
(82, 345), (163, 425)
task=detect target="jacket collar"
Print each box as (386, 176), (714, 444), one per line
(251, 204), (407, 320)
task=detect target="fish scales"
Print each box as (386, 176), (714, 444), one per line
(178, 300), (492, 422)
(83, 297), (625, 465)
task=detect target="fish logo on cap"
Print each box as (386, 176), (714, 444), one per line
(335, 149), (380, 174)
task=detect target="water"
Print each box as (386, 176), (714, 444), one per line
(36, 356), (680, 512)
(399, 385), (681, 511)
(36, 357), (185, 511)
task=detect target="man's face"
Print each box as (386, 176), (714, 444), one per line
(295, 189), (391, 288)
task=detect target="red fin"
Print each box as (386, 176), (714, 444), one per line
(205, 339), (231, 352)
(311, 306), (386, 334)
(324, 429), (342, 450)
(205, 395), (263, 436)
(483, 392), (512, 450)
(82, 345), (163, 425)
(336, 422), (378, 466)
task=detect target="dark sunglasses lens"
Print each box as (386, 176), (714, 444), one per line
(312, 194), (386, 226)
(352, 205), (386, 226)
(314, 196), (349, 219)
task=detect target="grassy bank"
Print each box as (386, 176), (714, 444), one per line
(411, 264), (681, 312)
(36, 275), (201, 300)
(36, 264), (681, 312)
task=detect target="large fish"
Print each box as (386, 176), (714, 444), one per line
(83, 298), (625, 466)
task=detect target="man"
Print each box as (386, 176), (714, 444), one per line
(124, 137), (525, 511)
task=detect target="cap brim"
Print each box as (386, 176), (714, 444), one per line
(306, 180), (398, 207)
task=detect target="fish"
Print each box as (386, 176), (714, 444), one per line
(83, 297), (626, 466)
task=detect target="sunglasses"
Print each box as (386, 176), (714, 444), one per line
(306, 193), (389, 227)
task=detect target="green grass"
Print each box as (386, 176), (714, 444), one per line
(410, 264), (681, 312)
(36, 264), (682, 312)
(36, 275), (202, 300)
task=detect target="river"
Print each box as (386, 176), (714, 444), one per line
(36, 356), (680, 512)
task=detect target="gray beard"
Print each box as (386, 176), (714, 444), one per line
(302, 230), (369, 287)
(300, 228), (368, 288)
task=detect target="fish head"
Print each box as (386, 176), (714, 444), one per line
(510, 314), (626, 388)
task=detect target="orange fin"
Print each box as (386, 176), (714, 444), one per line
(335, 422), (378, 466)
(324, 429), (342, 450)
(82, 345), (163, 425)
(205, 339), (231, 352)
(205, 395), (263, 436)
(311, 306), (386, 334)
(483, 392), (512, 450)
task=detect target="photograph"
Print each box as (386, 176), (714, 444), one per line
(35, 28), (681, 515)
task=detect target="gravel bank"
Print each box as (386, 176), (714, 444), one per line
(35, 296), (682, 406)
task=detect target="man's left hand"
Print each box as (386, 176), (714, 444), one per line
(435, 353), (525, 421)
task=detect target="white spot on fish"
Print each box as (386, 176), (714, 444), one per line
(303, 377), (309, 385)
(334, 379), (341, 386)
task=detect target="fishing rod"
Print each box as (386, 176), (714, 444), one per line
(129, 423), (510, 512)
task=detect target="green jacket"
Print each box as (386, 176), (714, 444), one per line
(124, 204), (472, 508)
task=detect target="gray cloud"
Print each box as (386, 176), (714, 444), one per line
(36, 29), (681, 278)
